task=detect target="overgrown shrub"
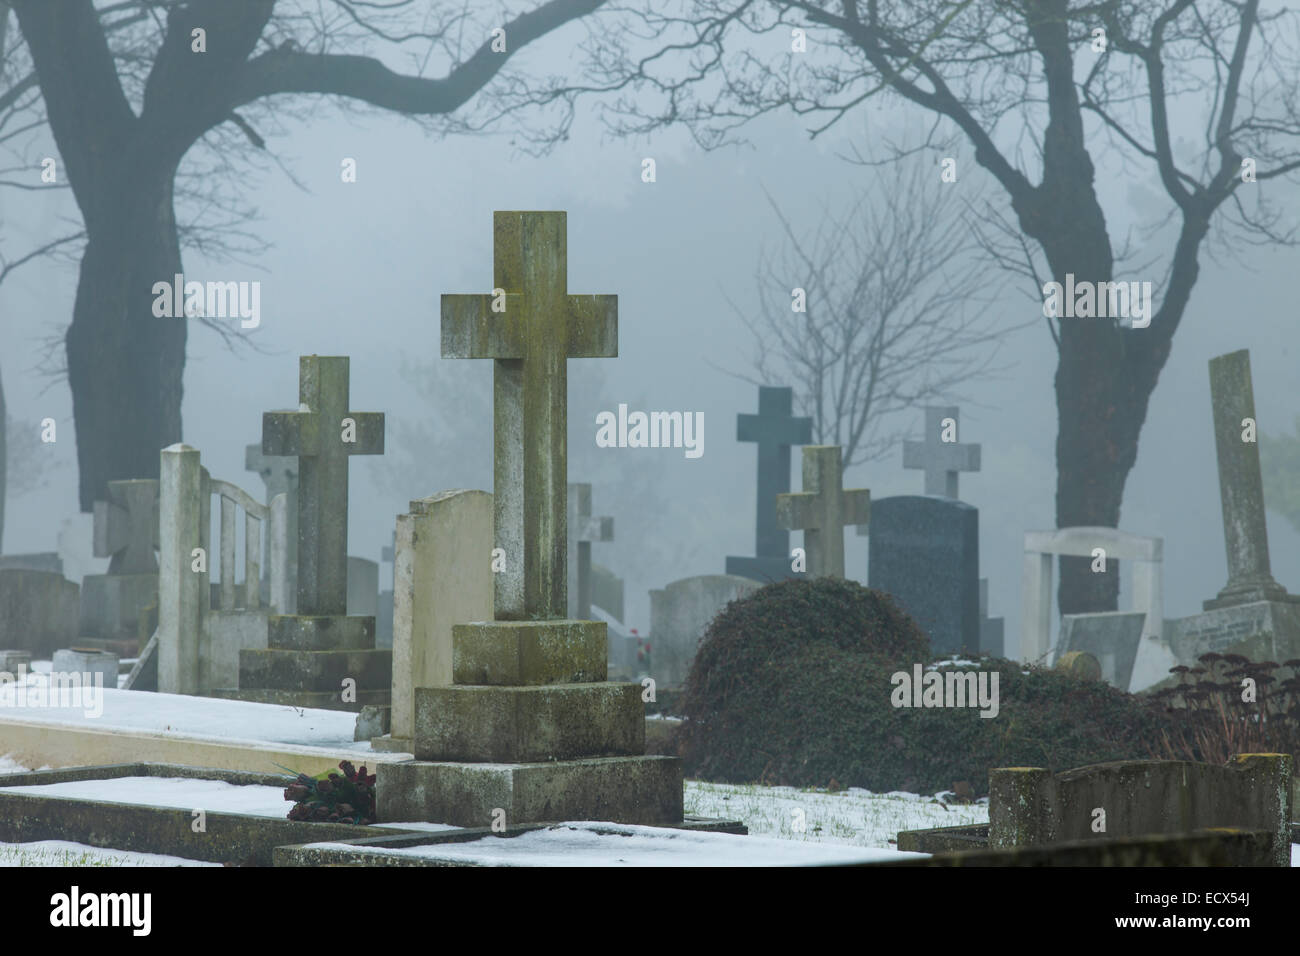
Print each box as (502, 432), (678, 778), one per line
(679, 577), (1176, 795)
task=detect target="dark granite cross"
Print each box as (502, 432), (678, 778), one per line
(441, 211), (617, 620)
(261, 355), (384, 616)
(726, 385), (811, 581)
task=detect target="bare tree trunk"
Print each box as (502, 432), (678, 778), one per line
(67, 163), (185, 511)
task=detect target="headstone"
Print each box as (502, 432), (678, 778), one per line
(591, 562), (624, 622)
(567, 483), (613, 620)
(776, 445), (870, 579)
(978, 579), (1004, 657)
(726, 385), (811, 582)
(0, 553), (62, 574)
(245, 443), (299, 611)
(1055, 612), (1144, 690)
(80, 479), (160, 643)
(51, 647), (118, 688)
(868, 496), (979, 655)
(903, 406), (980, 498)
(228, 356), (390, 711)
(648, 574), (759, 687)
(379, 211), (682, 827)
(57, 513), (109, 586)
(0, 650), (32, 674)
(346, 556), (379, 616)
(378, 490), (494, 753)
(0, 569), (80, 658)
(1020, 527), (1163, 664)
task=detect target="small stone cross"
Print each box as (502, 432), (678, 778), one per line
(567, 483), (613, 620)
(776, 446), (870, 578)
(261, 355), (384, 616)
(93, 479), (160, 574)
(903, 406), (980, 498)
(441, 211), (617, 620)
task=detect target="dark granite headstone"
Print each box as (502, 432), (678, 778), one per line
(1056, 611), (1145, 691)
(867, 495), (979, 655)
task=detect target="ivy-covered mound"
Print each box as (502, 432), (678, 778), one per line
(678, 577), (1175, 795)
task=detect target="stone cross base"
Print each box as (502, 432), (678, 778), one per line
(375, 619), (683, 827)
(1166, 599), (1300, 670)
(220, 613), (391, 712)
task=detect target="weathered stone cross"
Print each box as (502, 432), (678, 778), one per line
(776, 445), (870, 578)
(567, 483), (613, 620)
(93, 479), (160, 574)
(1205, 349), (1289, 608)
(726, 385), (812, 581)
(903, 405), (981, 498)
(442, 211), (617, 620)
(261, 356), (384, 616)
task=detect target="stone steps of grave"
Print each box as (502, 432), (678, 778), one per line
(378, 754), (683, 827)
(237, 647), (391, 692)
(450, 620), (607, 686)
(207, 687), (391, 711)
(413, 682), (644, 762)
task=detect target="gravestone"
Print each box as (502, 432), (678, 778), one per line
(346, 556), (379, 616)
(0, 650), (31, 674)
(591, 562), (624, 623)
(649, 574), (759, 687)
(0, 553), (62, 574)
(903, 406), (980, 498)
(379, 211), (682, 827)
(567, 483), (613, 620)
(776, 445), (870, 579)
(0, 569), (79, 657)
(979, 579), (1004, 657)
(1020, 527), (1163, 665)
(378, 490), (494, 753)
(51, 648), (118, 688)
(245, 443), (299, 611)
(1055, 611), (1144, 691)
(56, 514), (109, 587)
(726, 386), (811, 582)
(377, 532), (395, 649)
(868, 496), (979, 655)
(1163, 352), (1300, 668)
(79, 479), (160, 646)
(228, 355), (391, 711)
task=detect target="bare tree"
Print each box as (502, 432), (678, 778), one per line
(1, 0), (609, 512)
(519, 0), (1300, 616)
(731, 156), (1010, 468)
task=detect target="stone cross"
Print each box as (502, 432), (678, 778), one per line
(567, 483), (613, 620)
(776, 446), (870, 578)
(727, 386), (812, 579)
(441, 211), (617, 620)
(903, 406), (981, 498)
(261, 355), (385, 616)
(93, 479), (160, 574)
(1205, 350), (1289, 608)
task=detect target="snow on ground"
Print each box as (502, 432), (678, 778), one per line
(307, 821), (927, 867)
(0, 681), (383, 753)
(686, 780), (987, 848)
(17, 776), (294, 817)
(0, 840), (219, 867)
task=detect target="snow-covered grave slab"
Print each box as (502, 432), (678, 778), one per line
(289, 822), (930, 867)
(0, 680), (411, 774)
(0, 763), (429, 866)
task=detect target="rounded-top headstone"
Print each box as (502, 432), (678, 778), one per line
(1055, 650), (1101, 682)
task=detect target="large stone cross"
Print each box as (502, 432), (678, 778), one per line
(261, 355), (384, 616)
(567, 483), (613, 620)
(903, 406), (981, 498)
(726, 386), (812, 580)
(93, 479), (160, 575)
(442, 211), (617, 620)
(1205, 350), (1289, 608)
(776, 445), (870, 578)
